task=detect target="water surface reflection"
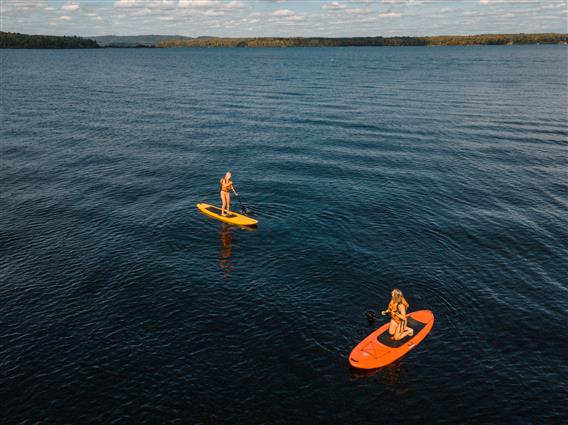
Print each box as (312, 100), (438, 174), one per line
(219, 223), (233, 281)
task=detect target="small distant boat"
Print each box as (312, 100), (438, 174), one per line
(197, 203), (258, 227)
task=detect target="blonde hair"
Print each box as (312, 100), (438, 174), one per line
(390, 288), (409, 310)
(391, 288), (403, 302)
(224, 171), (232, 180)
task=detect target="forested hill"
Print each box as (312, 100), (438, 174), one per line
(2, 32), (566, 49)
(158, 33), (568, 48)
(0, 32), (99, 49)
(90, 35), (192, 47)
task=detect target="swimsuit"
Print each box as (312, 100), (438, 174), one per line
(220, 178), (233, 193)
(388, 299), (409, 324)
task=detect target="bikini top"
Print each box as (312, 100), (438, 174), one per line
(388, 298), (409, 322)
(220, 178), (233, 192)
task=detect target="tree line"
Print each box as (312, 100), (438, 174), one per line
(1, 31), (566, 49)
(157, 34), (568, 48)
(0, 32), (99, 49)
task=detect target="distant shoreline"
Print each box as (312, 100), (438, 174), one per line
(1, 31), (567, 49)
(156, 34), (568, 48)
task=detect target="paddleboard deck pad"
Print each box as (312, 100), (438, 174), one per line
(197, 203), (258, 227)
(349, 310), (434, 369)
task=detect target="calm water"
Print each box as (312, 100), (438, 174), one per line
(1, 46), (567, 424)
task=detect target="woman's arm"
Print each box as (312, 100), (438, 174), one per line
(397, 304), (407, 320)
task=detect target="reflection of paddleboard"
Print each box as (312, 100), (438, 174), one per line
(349, 310), (434, 369)
(197, 203), (258, 227)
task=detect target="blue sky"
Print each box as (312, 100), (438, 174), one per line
(1, 1), (567, 37)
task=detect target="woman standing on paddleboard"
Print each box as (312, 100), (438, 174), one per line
(220, 171), (238, 217)
(382, 289), (414, 340)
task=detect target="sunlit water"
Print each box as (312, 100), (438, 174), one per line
(1, 46), (567, 424)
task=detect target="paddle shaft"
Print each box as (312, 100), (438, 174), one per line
(232, 186), (249, 215)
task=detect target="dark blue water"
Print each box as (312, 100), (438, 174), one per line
(1, 46), (567, 424)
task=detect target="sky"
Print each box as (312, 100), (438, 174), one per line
(1, 0), (567, 38)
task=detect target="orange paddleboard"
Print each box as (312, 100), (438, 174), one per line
(349, 310), (434, 369)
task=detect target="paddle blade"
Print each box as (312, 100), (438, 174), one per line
(365, 311), (377, 324)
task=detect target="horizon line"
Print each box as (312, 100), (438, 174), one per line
(4, 31), (568, 39)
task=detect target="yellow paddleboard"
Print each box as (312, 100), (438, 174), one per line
(197, 203), (258, 227)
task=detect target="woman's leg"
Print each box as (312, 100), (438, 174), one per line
(226, 193), (231, 213)
(388, 320), (398, 336)
(393, 322), (413, 340)
(221, 191), (227, 215)
(404, 319), (414, 336)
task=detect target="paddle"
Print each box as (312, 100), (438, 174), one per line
(365, 310), (379, 323)
(365, 310), (389, 323)
(233, 187), (249, 216)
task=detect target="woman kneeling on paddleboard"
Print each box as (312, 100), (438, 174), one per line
(220, 171), (238, 217)
(382, 289), (414, 340)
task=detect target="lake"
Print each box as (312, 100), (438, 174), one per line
(1, 46), (567, 424)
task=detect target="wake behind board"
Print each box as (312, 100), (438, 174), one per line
(349, 310), (434, 369)
(197, 203), (258, 227)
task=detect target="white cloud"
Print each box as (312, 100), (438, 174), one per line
(323, 2), (346, 10)
(179, 0), (218, 8)
(226, 1), (245, 9)
(380, 0), (411, 4)
(58, 15), (72, 20)
(114, 0), (177, 10)
(273, 9), (294, 16)
(540, 2), (567, 10)
(131, 7), (154, 16)
(150, 0), (176, 7)
(378, 12), (401, 18)
(204, 9), (224, 16)
(379, 0), (424, 4)
(479, 0), (534, 4)
(345, 8), (368, 15)
(61, 3), (79, 11)
(114, 0), (141, 7)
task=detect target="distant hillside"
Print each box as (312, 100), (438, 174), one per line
(0, 32), (99, 49)
(2, 32), (566, 49)
(90, 35), (192, 47)
(158, 33), (568, 48)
